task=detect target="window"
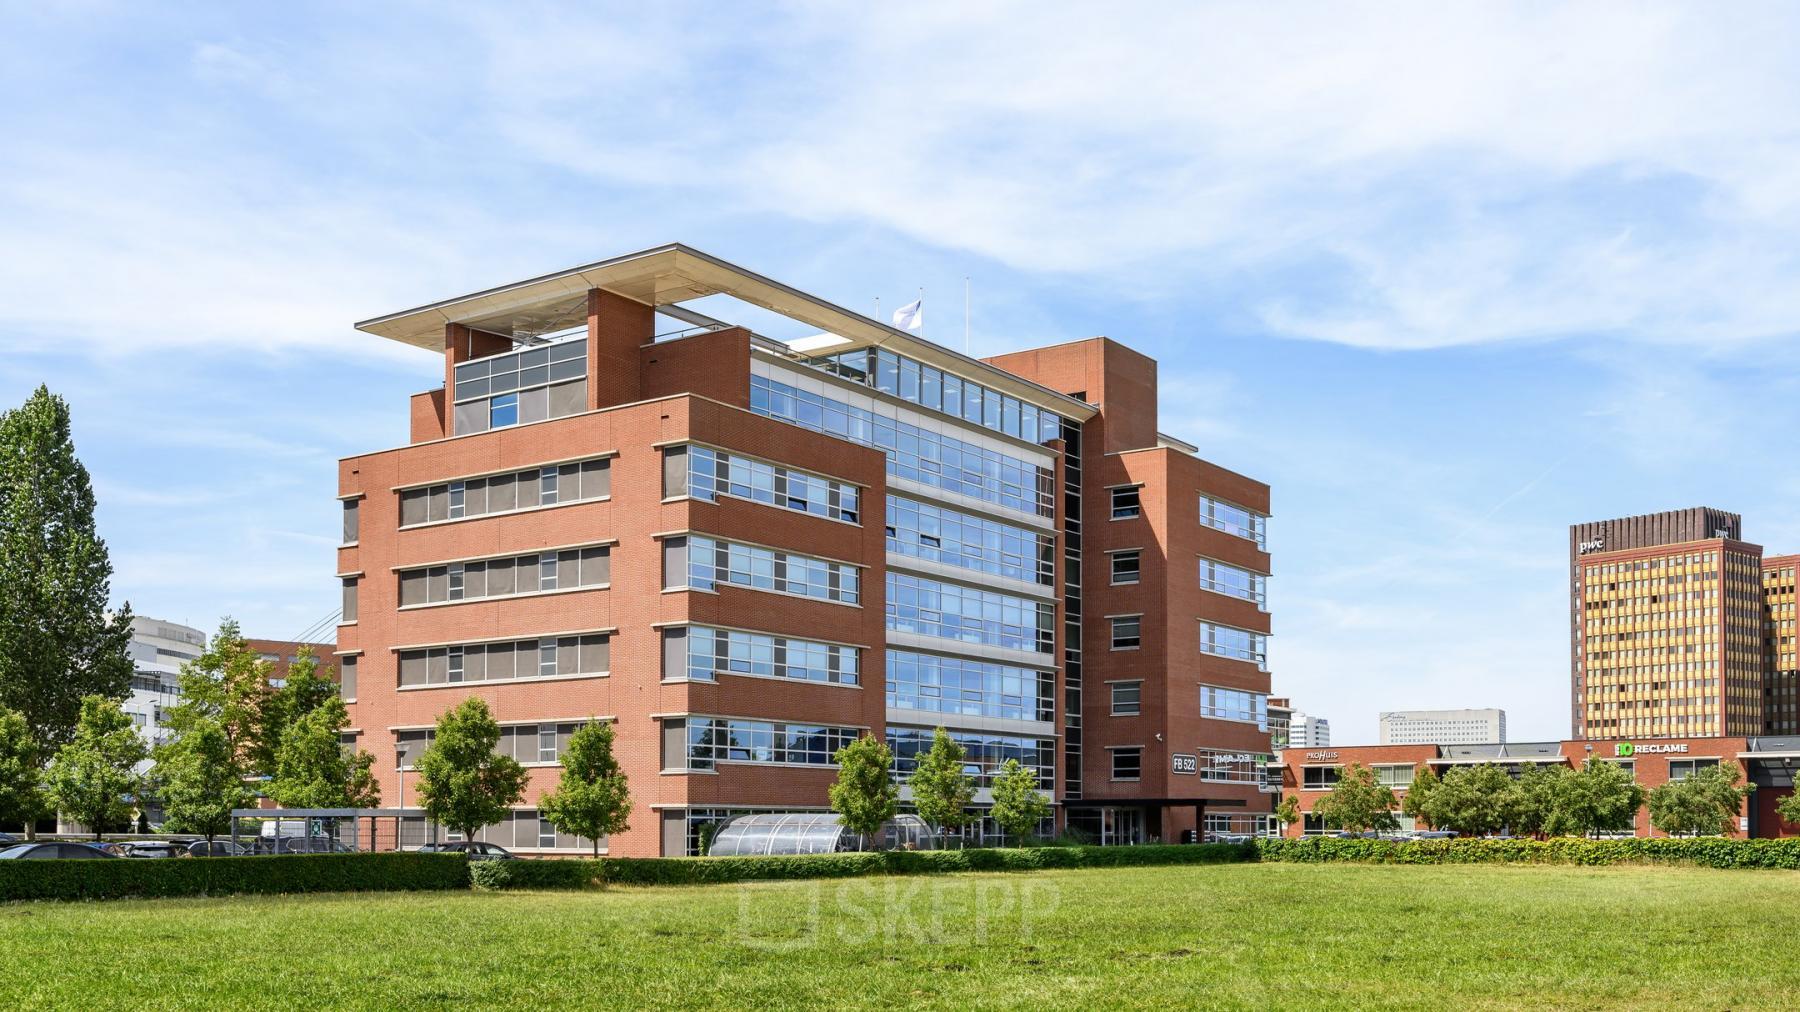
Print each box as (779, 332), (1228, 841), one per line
(1110, 486), (1142, 520)
(1374, 765), (1414, 787)
(342, 499), (359, 543)
(673, 445), (860, 523)
(452, 339), (588, 435)
(1110, 616), (1142, 650)
(1197, 750), (1271, 784)
(397, 635), (609, 688)
(804, 348), (1065, 446)
(399, 458), (610, 528)
(1302, 766), (1341, 790)
(398, 546), (609, 607)
(886, 496), (1054, 585)
(667, 626), (859, 686)
(1199, 685), (1268, 728)
(675, 718), (860, 771)
(1668, 758), (1720, 780)
(671, 536), (860, 605)
(888, 727), (1054, 789)
(1198, 558), (1268, 608)
(884, 650), (1053, 722)
(752, 373), (1055, 516)
(1111, 551), (1141, 585)
(341, 578), (358, 623)
(1198, 621), (1268, 670)
(1199, 494), (1267, 546)
(1110, 681), (1142, 716)
(885, 572), (1055, 653)
(339, 656), (357, 700)
(1111, 747), (1142, 781)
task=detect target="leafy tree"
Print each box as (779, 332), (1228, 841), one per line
(989, 758), (1050, 845)
(1540, 760), (1643, 838)
(1508, 762), (1565, 837)
(44, 695), (145, 840)
(1400, 764), (1439, 826)
(1776, 789), (1800, 830)
(1273, 794), (1301, 834)
(539, 720), (631, 858)
(269, 696), (380, 809)
(258, 646), (338, 772)
(1412, 764), (1514, 837)
(0, 387), (135, 766)
(908, 727), (976, 842)
(828, 734), (899, 847)
(1648, 763), (1752, 837)
(415, 697), (526, 840)
(154, 716), (252, 844)
(0, 706), (45, 832)
(164, 619), (274, 773)
(1309, 763), (1399, 836)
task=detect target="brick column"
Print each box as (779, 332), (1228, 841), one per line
(588, 288), (654, 410)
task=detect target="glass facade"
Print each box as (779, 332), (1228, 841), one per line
(1198, 621), (1269, 670)
(1199, 494), (1268, 547)
(1199, 684), (1269, 729)
(885, 496), (1054, 585)
(1198, 557), (1268, 608)
(802, 347), (1064, 446)
(886, 572), (1055, 653)
(679, 718), (860, 770)
(887, 727), (1054, 789)
(885, 649), (1054, 722)
(682, 445), (859, 523)
(684, 535), (859, 605)
(751, 373), (1054, 517)
(673, 626), (858, 685)
(452, 339), (588, 435)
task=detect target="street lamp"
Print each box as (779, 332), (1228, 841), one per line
(395, 746), (409, 851)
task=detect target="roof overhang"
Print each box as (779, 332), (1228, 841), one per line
(355, 243), (1096, 420)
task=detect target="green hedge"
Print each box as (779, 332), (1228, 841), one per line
(1254, 836), (1800, 869)
(0, 852), (471, 902)
(469, 842), (1254, 890)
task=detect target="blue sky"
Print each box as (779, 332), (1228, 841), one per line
(5, 3), (1800, 743)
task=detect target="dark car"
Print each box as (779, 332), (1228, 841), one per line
(186, 839), (250, 857)
(0, 832), (14, 845)
(418, 841), (516, 861)
(0, 842), (117, 859)
(120, 841), (184, 859)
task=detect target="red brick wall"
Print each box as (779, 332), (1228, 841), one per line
(588, 289), (652, 410)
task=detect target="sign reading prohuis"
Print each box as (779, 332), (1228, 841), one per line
(1615, 742), (1688, 757)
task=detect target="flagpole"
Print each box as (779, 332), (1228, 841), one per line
(918, 287), (924, 339)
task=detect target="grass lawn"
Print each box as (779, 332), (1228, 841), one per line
(2, 862), (1797, 1009)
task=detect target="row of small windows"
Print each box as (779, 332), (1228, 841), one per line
(885, 571), (1055, 654)
(668, 444), (860, 524)
(885, 649), (1054, 723)
(397, 635), (610, 687)
(802, 347), (1065, 447)
(669, 718), (861, 771)
(669, 535), (860, 605)
(666, 626), (859, 686)
(398, 548), (610, 607)
(1198, 621), (1269, 670)
(399, 459), (610, 528)
(888, 496), (1054, 586)
(1199, 494), (1268, 547)
(1200, 685), (1269, 729)
(1199, 558), (1268, 608)
(451, 338), (588, 435)
(395, 722), (587, 767)
(751, 373), (1055, 517)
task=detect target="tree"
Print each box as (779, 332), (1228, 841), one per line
(258, 646), (338, 773)
(908, 727), (976, 843)
(1400, 764), (1440, 826)
(164, 619), (274, 774)
(539, 720), (631, 858)
(989, 758), (1050, 845)
(415, 697), (526, 840)
(269, 696), (380, 809)
(1412, 764), (1513, 837)
(0, 388), (135, 767)
(1273, 794), (1301, 835)
(154, 716), (252, 844)
(1309, 763), (1399, 836)
(1508, 762), (1565, 837)
(1540, 760), (1643, 838)
(1648, 763), (1752, 837)
(0, 706), (45, 832)
(828, 734), (898, 847)
(44, 695), (144, 840)
(1776, 789), (1800, 830)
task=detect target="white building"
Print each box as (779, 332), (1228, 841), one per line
(1379, 708), (1506, 745)
(1289, 712), (1331, 749)
(122, 616), (207, 763)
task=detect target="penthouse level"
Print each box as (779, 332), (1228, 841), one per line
(339, 244), (1274, 855)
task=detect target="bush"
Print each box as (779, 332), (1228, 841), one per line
(0, 852), (470, 902)
(470, 842), (1255, 890)
(1254, 836), (1800, 869)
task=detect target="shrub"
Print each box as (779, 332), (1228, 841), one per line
(0, 852), (470, 902)
(1254, 836), (1800, 870)
(470, 843), (1256, 890)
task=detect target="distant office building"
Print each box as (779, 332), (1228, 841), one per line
(1570, 507), (1779, 740)
(1268, 697), (1294, 752)
(1379, 708), (1506, 745)
(122, 617), (207, 761)
(1288, 712), (1330, 749)
(1764, 557), (1799, 735)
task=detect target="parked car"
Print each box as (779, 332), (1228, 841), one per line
(1412, 830), (1458, 840)
(273, 837), (354, 854)
(418, 841), (516, 861)
(120, 841), (184, 859)
(0, 842), (117, 859)
(0, 832), (14, 845)
(186, 839), (250, 857)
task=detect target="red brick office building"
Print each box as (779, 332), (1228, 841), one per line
(1274, 735), (1800, 838)
(337, 245), (1275, 855)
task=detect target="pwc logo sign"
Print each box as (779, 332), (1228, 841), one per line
(1616, 743), (1635, 757)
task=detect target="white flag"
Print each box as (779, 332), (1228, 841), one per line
(892, 298), (923, 332)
